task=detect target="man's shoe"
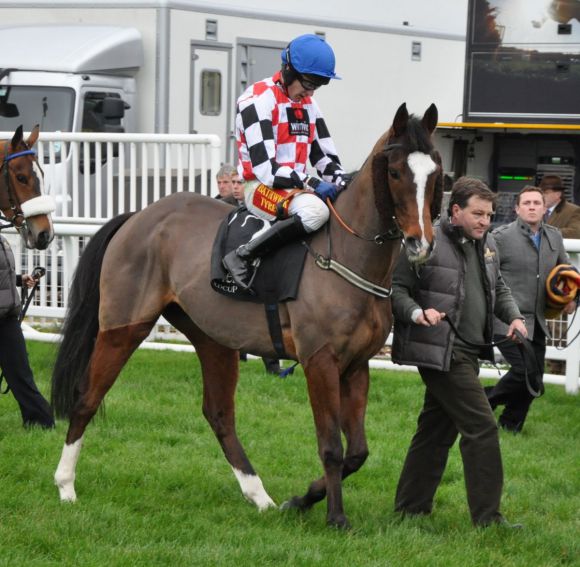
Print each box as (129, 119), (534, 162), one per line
(495, 517), (524, 529)
(499, 421), (523, 434)
(477, 515), (523, 529)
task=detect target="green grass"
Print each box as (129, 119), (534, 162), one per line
(0, 342), (578, 566)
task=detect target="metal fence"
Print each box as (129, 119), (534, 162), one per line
(3, 130), (579, 395)
(7, 224), (579, 396)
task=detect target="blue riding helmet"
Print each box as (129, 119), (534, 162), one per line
(281, 34), (341, 80)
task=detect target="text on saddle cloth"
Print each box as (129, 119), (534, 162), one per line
(210, 207), (307, 303)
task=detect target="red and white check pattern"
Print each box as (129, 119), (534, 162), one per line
(236, 71), (345, 190)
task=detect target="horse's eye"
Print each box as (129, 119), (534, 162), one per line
(16, 174), (27, 184)
(388, 169), (400, 180)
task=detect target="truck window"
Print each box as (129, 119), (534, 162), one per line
(200, 69), (221, 116)
(82, 92), (126, 133)
(0, 86), (74, 133)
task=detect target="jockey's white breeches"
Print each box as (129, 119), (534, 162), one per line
(288, 192), (329, 232)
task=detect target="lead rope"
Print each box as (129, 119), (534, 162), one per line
(441, 313), (543, 398)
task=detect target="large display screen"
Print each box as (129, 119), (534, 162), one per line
(465, 0), (580, 122)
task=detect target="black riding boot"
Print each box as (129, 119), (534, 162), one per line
(223, 215), (308, 289)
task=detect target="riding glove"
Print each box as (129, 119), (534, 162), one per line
(305, 177), (339, 202)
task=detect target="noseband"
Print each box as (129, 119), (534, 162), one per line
(0, 146), (55, 231)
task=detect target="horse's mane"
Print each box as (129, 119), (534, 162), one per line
(395, 115), (434, 154)
(368, 115), (442, 223)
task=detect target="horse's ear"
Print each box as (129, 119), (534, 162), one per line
(422, 103), (438, 135)
(430, 151), (443, 221)
(11, 125), (24, 149)
(26, 124), (40, 148)
(392, 103), (409, 137)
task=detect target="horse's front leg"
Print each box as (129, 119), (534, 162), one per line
(282, 363), (370, 526)
(300, 345), (348, 528)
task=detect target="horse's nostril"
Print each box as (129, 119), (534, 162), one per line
(36, 231), (51, 250)
(405, 237), (421, 253)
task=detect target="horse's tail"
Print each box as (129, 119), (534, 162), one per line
(51, 212), (135, 419)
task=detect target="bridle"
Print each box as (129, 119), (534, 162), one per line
(326, 142), (407, 245)
(326, 199), (402, 245)
(0, 145), (55, 235)
(308, 143), (438, 298)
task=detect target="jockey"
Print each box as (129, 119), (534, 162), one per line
(223, 34), (346, 289)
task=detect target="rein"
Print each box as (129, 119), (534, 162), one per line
(442, 314), (543, 398)
(306, 193), (403, 299)
(326, 199), (402, 245)
(308, 142), (413, 298)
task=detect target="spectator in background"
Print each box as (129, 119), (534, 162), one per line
(539, 174), (580, 374)
(487, 186), (575, 433)
(231, 172), (246, 205)
(540, 174), (580, 239)
(215, 164), (238, 205)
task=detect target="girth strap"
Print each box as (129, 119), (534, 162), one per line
(264, 302), (289, 359)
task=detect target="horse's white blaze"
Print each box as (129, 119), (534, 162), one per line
(232, 467), (276, 510)
(32, 161), (45, 194)
(54, 437), (83, 502)
(407, 151), (437, 249)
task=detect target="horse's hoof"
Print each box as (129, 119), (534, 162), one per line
(58, 486), (77, 502)
(280, 496), (306, 512)
(55, 478), (77, 502)
(327, 515), (351, 530)
(257, 497), (277, 511)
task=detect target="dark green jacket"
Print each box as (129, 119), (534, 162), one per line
(392, 218), (522, 371)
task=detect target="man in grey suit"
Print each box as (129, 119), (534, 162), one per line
(487, 186), (576, 433)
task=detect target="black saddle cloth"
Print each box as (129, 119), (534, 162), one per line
(211, 207), (308, 303)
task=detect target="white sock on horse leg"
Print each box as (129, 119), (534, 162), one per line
(231, 467), (276, 510)
(54, 436), (84, 502)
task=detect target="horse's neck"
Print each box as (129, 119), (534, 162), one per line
(325, 164), (399, 286)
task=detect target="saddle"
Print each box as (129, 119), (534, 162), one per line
(210, 207), (308, 303)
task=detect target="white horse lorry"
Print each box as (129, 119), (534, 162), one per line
(0, 0), (466, 174)
(1, 1), (579, 205)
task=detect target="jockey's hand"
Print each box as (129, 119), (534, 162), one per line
(313, 181), (339, 202)
(337, 174), (352, 190)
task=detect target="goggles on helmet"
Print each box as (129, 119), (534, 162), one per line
(297, 73), (330, 91)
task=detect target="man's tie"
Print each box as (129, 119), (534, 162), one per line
(543, 210), (550, 222)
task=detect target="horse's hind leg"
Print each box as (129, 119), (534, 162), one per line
(55, 322), (154, 501)
(163, 305), (275, 510)
(283, 362), (370, 527)
(198, 339), (276, 510)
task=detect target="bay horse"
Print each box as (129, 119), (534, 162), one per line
(0, 125), (55, 249)
(52, 103), (442, 529)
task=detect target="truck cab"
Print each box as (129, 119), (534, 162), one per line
(0, 25), (142, 135)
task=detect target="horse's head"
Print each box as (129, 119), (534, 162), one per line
(0, 125), (55, 249)
(371, 103), (442, 264)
